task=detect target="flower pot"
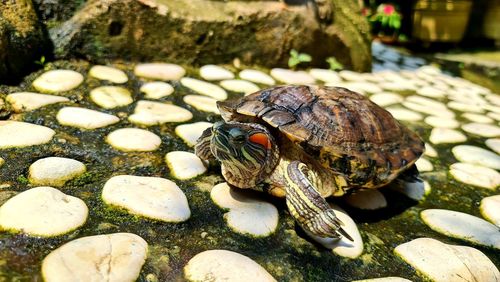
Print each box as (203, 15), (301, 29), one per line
(412, 0), (472, 42)
(483, 1), (500, 46)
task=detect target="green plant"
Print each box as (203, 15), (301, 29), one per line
(288, 49), (312, 69)
(34, 56), (49, 70)
(326, 57), (343, 71)
(369, 4), (402, 37)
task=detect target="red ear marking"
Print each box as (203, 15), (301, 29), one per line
(249, 133), (271, 149)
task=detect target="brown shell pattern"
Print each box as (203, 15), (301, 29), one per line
(218, 85), (425, 187)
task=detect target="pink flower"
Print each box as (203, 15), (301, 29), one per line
(383, 4), (395, 15)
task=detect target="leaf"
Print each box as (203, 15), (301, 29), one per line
(290, 49), (299, 57)
(288, 58), (300, 68)
(298, 53), (312, 62)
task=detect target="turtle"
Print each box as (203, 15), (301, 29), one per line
(195, 85), (424, 240)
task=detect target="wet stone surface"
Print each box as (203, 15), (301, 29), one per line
(0, 49), (499, 281)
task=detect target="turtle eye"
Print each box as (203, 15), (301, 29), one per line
(228, 128), (246, 144)
(249, 132), (271, 149)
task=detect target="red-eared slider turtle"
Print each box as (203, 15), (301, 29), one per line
(195, 85), (424, 240)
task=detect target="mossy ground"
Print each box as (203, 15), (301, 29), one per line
(0, 60), (498, 281)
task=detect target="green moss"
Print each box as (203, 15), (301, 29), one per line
(16, 175), (29, 185)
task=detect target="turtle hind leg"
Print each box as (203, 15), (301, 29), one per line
(284, 161), (353, 241)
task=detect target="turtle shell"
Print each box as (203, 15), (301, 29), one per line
(217, 85), (424, 188)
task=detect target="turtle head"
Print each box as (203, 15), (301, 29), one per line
(208, 121), (280, 187)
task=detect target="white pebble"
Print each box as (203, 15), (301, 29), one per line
(305, 204), (364, 259)
(452, 145), (500, 170)
(134, 63), (185, 80)
(462, 123), (500, 138)
(57, 107), (119, 129)
(485, 93), (500, 106)
(352, 278), (411, 282)
(424, 143), (438, 158)
(42, 233), (148, 282)
(343, 82), (382, 93)
(415, 158), (433, 172)
(369, 92), (403, 107)
(183, 95), (219, 114)
(211, 182), (278, 237)
(429, 128), (467, 144)
(449, 162), (500, 189)
(389, 180), (431, 201)
(339, 70), (365, 81)
(33, 70), (84, 93)
(405, 95), (447, 110)
(0, 121), (55, 148)
(106, 128), (161, 152)
(184, 249), (276, 282)
(270, 68), (315, 84)
(89, 65), (128, 83)
(487, 111), (500, 121)
(0, 187), (88, 237)
(90, 86), (133, 109)
(129, 100), (192, 125)
(6, 92), (69, 112)
(181, 77), (227, 100)
(403, 102), (455, 119)
(395, 238), (499, 282)
(200, 65), (234, 81)
(175, 122), (213, 147)
(421, 209), (500, 249)
(29, 157), (86, 187)
(386, 107), (423, 121)
(424, 116), (460, 129)
(165, 151), (207, 180)
(238, 69), (275, 85)
(344, 189), (387, 210)
(309, 68), (341, 83)
(480, 195), (500, 226)
(462, 113), (493, 124)
(416, 86), (445, 98)
(219, 79), (260, 95)
(485, 138), (500, 154)
(102, 175), (190, 222)
(140, 81), (174, 99)
(448, 101), (484, 113)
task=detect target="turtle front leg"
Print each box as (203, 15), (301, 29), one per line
(285, 161), (353, 241)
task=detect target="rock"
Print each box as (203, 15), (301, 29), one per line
(0, 121), (55, 148)
(0, 187), (88, 237)
(183, 95), (219, 114)
(429, 128), (467, 144)
(344, 189), (387, 210)
(184, 249), (276, 282)
(49, 0), (371, 71)
(305, 204), (364, 259)
(480, 195), (500, 226)
(369, 92), (403, 107)
(29, 157), (86, 187)
(385, 107), (423, 122)
(57, 107), (120, 129)
(424, 143), (438, 158)
(390, 180), (431, 201)
(219, 79), (260, 95)
(421, 209), (500, 249)
(239, 69), (275, 85)
(211, 183), (278, 237)
(6, 92), (69, 112)
(32, 70), (84, 93)
(0, 0), (50, 83)
(140, 82), (174, 99)
(89, 65), (128, 83)
(462, 113), (493, 124)
(129, 100), (192, 125)
(415, 158), (433, 172)
(90, 86), (133, 109)
(42, 233), (148, 282)
(199, 65), (234, 81)
(102, 175), (190, 222)
(462, 123), (500, 138)
(449, 162), (500, 189)
(309, 68), (341, 83)
(270, 68), (315, 84)
(181, 77), (227, 100)
(106, 128), (161, 152)
(134, 63), (185, 80)
(165, 151), (207, 180)
(452, 145), (500, 170)
(175, 122), (213, 147)
(485, 138), (500, 154)
(394, 238), (499, 282)
(424, 116), (460, 129)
